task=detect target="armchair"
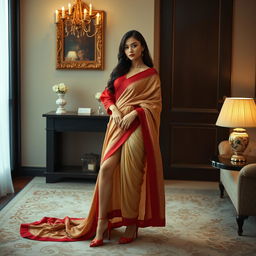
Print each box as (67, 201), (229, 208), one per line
(218, 140), (256, 235)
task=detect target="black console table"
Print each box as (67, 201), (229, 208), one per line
(43, 111), (109, 183)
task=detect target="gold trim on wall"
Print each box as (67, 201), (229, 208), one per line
(56, 11), (104, 70)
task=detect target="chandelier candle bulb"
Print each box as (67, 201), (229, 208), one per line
(89, 3), (92, 15)
(62, 6), (65, 18)
(96, 13), (100, 25)
(84, 8), (87, 20)
(68, 3), (71, 15)
(55, 10), (59, 23)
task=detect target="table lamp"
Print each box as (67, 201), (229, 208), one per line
(216, 97), (256, 162)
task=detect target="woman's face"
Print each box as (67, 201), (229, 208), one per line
(124, 37), (144, 62)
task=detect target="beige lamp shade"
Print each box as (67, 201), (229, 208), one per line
(216, 97), (256, 128)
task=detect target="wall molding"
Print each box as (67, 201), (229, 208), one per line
(17, 167), (46, 177)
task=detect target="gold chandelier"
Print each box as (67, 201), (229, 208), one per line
(55, 0), (102, 38)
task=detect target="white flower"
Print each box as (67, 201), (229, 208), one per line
(52, 83), (68, 94)
(95, 92), (102, 101)
(52, 85), (59, 92)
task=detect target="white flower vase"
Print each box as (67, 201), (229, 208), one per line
(56, 93), (67, 114)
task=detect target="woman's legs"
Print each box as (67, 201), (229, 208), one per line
(94, 148), (121, 240)
(94, 125), (144, 241)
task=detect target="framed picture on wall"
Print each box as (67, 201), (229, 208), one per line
(56, 11), (104, 70)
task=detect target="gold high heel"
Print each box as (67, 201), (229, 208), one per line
(118, 226), (138, 244)
(90, 218), (111, 247)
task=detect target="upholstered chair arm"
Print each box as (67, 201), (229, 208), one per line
(240, 164), (256, 179)
(218, 140), (232, 155)
(237, 164), (256, 215)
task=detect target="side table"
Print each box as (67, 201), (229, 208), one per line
(211, 154), (256, 171)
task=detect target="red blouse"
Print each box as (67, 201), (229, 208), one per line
(99, 88), (115, 115)
(100, 75), (126, 115)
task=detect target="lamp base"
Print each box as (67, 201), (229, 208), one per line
(229, 128), (249, 162)
(231, 154), (246, 162)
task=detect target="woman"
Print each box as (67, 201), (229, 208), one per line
(20, 30), (165, 246)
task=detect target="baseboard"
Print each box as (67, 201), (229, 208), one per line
(0, 193), (17, 210)
(168, 166), (219, 181)
(16, 167), (46, 177)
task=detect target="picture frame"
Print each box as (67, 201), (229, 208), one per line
(56, 11), (104, 70)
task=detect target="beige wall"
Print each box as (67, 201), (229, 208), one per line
(20, 0), (155, 167)
(231, 0), (256, 139)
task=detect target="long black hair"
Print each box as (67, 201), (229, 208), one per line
(107, 30), (153, 94)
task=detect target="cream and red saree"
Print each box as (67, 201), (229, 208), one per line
(20, 67), (165, 241)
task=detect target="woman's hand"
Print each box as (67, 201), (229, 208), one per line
(119, 110), (138, 130)
(110, 105), (122, 125)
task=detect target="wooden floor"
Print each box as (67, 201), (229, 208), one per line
(0, 176), (33, 210)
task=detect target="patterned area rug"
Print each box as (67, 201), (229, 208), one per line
(0, 177), (256, 256)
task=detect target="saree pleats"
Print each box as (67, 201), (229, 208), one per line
(20, 68), (165, 241)
(120, 126), (144, 219)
